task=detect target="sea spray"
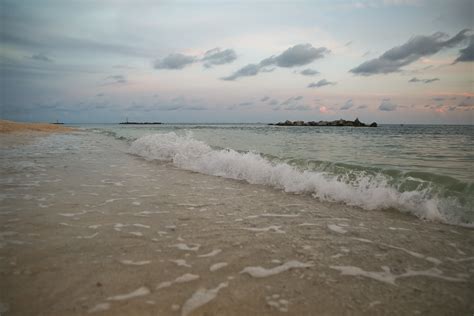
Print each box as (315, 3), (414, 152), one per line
(129, 132), (472, 226)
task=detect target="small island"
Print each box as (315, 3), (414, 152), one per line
(119, 118), (162, 125)
(269, 118), (377, 127)
(119, 121), (162, 125)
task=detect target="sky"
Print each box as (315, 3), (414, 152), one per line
(1, 0), (473, 124)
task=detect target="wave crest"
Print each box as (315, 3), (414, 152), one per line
(129, 132), (471, 226)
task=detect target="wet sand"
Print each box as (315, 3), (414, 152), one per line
(0, 131), (473, 315)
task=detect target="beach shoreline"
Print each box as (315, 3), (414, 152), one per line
(0, 129), (473, 315)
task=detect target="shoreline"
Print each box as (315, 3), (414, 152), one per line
(0, 130), (472, 315)
(0, 120), (75, 134)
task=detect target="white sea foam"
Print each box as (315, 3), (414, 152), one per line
(331, 265), (467, 285)
(170, 243), (201, 251)
(170, 259), (192, 267)
(88, 302), (110, 313)
(129, 132), (465, 225)
(242, 226), (286, 234)
(240, 260), (313, 278)
(157, 273), (200, 290)
(198, 249), (222, 257)
(210, 262), (228, 272)
(327, 224), (347, 234)
(120, 260), (151, 266)
(181, 282), (228, 316)
(107, 286), (150, 301)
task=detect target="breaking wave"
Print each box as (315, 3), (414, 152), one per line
(129, 132), (473, 227)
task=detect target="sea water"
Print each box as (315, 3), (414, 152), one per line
(80, 123), (473, 226)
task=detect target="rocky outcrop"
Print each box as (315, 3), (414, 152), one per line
(269, 118), (377, 127)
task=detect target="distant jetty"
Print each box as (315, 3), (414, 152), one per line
(120, 118), (162, 125)
(269, 118), (377, 127)
(51, 120), (64, 125)
(119, 121), (162, 125)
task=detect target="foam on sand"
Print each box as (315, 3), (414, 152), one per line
(88, 302), (110, 313)
(242, 226), (286, 234)
(106, 286), (150, 301)
(330, 265), (467, 285)
(327, 224), (347, 234)
(170, 259), (192, 267)
(240, 260), (313, 278)
(210, 262), (228, 272)
(170, 243), (201, 251)
(198, 249), (222, 257)
(120, 260), (151, 266)
(181, 282), (228, 316)
(157, 273), (200, 290)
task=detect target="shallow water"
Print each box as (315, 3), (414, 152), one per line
(79, 123), (474, 226)
(0, 131), (473, 315)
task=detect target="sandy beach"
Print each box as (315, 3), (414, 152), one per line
(0, 124), (473, 315)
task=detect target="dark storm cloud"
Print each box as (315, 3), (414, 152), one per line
(454, 36), (474, 63)
(260, 96), (270, 102)
(340, 99), (354, 110)
(350, 29), (471, 75)
(307, 79), (336, 88)
(223, 43), (329, 81)
(300, 68), (319, 76)
(409, 77), (440, 83)
(154, 53), (196, 69)
(202, 48), (237, 68)
(378, 99), (398, 111)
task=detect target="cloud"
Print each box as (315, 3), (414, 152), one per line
(31, 53), (52, 62)
(154, 53), (196, 69)
(432, 97), (445, 102)
(340, 99), (354, 110)
(103, 74), (127, 85)
(260, 96), (270, 102)
(154, 47), (237, 70)
(223, 43), (329, 80)
(454, 36), (474, 63)
(300, 68), (319, 76)
(378, 99), (398, 111)
(96, 93), (104, 97)
(223, 64), (261, 80)
(227, 101), (254, 110)
(409, 77), (440, 83)
(307, 79), (337, 88)
(202, 48), (237, 68)
(239, 102), (253, 106)
(357, 105), (368, 109)
(280, 96), (303, 105)
(268, 99), (279, 106)
(350, 29), (471, 75)
(283, 104), (313, 111)
(458, 96), (473, 108)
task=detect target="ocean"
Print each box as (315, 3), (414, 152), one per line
(84, 123), (473, 227)
(1, 124), (473, 315)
